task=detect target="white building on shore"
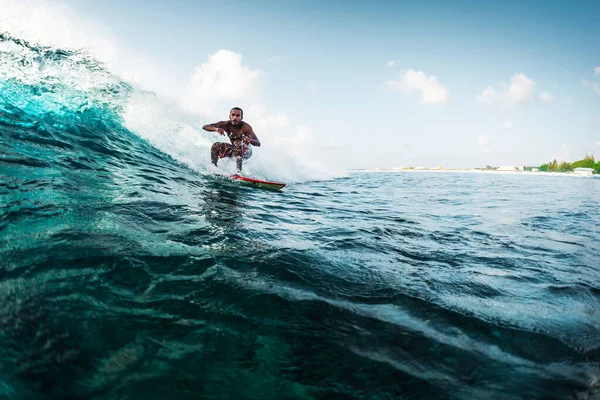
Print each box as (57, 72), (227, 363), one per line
(574, 168), (594, 176)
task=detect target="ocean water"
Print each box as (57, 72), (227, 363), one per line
(2, 22), (600, 400)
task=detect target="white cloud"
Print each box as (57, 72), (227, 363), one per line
(538, 92), (554, 102)
(307, 80), (318, 93)
(255, 114), (290, 132)
(181, 50), (263, 113)
(595, 66), (600, 76)
(387, 69), (450, 105)
(176, 50), (294, 150)
(385, 60), (401, 68)
(583, 79), (600, 96)
(481, 147), (491, 154)
(245, 103), (290, 133)
(503, 120), (512, 129)
(476, 73), (536, 107)
(504, 73), (535, 106)
(566, 96), (574, 103)
(476, 86), (496, 104)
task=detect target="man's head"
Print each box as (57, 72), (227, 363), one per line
(229, 107), (243, 125)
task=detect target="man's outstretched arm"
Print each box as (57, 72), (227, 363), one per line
(203, 122), (225, 135)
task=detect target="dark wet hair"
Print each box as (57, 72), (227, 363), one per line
(230, 107), (243, 118)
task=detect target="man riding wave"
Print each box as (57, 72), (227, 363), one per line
(202, 107), (261, 173)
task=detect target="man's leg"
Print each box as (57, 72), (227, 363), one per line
(211, 143), (231, 166)
(233, 141), (244, 172)
(233, 143), (253, 172)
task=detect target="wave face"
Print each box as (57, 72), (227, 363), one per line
(1, 13), (600, 400)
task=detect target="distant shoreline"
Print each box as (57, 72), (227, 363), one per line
(348, 168), (598, 177)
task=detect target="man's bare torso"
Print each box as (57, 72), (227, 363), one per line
(214, 121), (253, 142)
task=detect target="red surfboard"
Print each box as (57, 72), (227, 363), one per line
(230, 174), (286, 190)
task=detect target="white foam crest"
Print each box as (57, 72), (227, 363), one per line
(123, 92), (341, 183)
(0, 0), (116, 62)
(244, 123), (343, 183)
(0, 0), (171, 96)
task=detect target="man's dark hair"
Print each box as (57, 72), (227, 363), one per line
(231, 107), (243, 118)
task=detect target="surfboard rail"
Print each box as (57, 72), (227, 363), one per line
(229, 174), (286, 190)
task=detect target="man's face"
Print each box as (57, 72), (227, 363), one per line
(229, 109), (242, 125)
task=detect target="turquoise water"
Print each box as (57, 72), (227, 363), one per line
(2, 34), (600, 400)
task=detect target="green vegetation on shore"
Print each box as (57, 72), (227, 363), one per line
(538, 155), (599, 174)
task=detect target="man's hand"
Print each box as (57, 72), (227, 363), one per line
(216, 127), (225, 136)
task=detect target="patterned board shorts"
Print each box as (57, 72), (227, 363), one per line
(218, 142), (252, 159)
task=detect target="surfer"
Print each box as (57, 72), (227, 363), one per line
(202, 107), (261, 172)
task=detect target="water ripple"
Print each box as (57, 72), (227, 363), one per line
(1, 81), (599, 399)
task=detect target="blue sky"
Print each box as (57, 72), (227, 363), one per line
(9, 0), (600, 169)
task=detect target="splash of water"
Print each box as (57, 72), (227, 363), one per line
(0, 0), (342, 183)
